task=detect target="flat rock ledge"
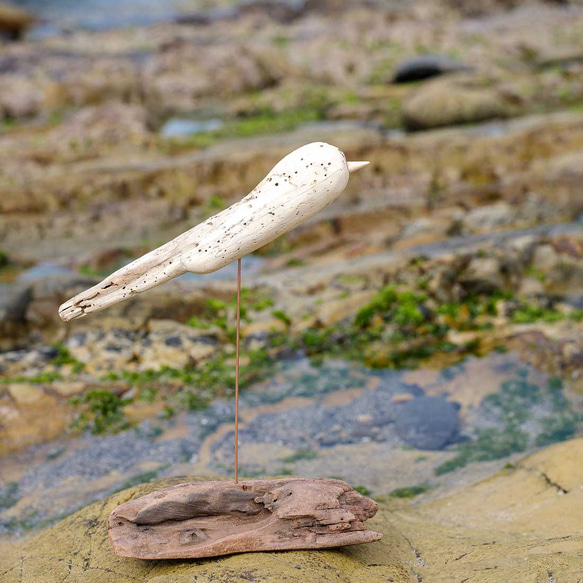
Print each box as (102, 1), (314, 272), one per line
(108, 478), (382, 559)
(4, 440), (583, 582)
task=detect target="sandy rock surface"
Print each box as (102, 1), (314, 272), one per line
(1, 439), (582, 582)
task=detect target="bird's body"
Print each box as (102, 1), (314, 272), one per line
(59, 142), (368, 322)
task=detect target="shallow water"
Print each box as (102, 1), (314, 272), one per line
(18, 0), (183, 37)
(160, 118), (224, 138)
(17, 262), (74, 282)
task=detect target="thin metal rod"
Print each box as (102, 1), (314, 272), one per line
(234, 257), (242, 484)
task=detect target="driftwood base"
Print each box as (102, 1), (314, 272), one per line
(108, 478), (382, 559)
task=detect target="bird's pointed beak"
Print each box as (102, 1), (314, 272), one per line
(347, 161), (370, 174)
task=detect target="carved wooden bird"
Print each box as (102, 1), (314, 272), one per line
(59, 142), (368, 321)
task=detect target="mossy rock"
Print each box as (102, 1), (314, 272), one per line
(2, 439), (583, 582)
(402, 76), (512, 131)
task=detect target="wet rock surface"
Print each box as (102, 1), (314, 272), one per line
(394, 396), (459, 450)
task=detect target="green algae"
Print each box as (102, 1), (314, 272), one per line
(435, 426), (530, 476)
(388, 484), (429, 498)
(435, 376), (583, 475)
(0, 371), (63, 384)
(90, 347), (276, 430)
(69, 390), (132, 435)
(271, 309), (292, 326)
(45, 281), (583, 435)
(50, 344), (85, 373)
(353, 485), (372, 496)
(297, 286), (498, 369)
(162, 106), (325, 151)
(187, 287), (274, 331)
(0, 482), (19, 511)
(535, 415), (578, 447)
(112, 467), (167, 493)
(0, 248), (9, 268)
(282, 447), (319, 463)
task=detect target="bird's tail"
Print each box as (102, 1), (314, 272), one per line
(59, 240), (188, 322)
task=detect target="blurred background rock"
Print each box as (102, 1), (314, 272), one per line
(1, 1), (583, 581)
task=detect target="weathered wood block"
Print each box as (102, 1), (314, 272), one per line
(108, 478), (382, 559)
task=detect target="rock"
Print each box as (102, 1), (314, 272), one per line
(52, 381), (87, 397)
(314, 291), (377, 327)
(143, 44), (292, 113)
(0, 2), (33, 41)
(546, 151), (583, 179)
(518, 276), (545, 296)
(409, 439), (583, 580)
(395, 396), (458, 450)
(0, 476), (387, 582)
(462, 202), (516, 233)
(175, 8), (237, 26)
(5, 439), (583, 581)
(242, 318), (287, 337)
(7, 383), (44, 405)
(536, 49), (583, 70)
(402, 77), (511, 131)
(74, 329), (137, 374)
(71, 248), (130, 274)
(0, 284), (31, 324)
(0, 74), (42, 119)
(392, 55), (471, 84)
(109, 478), (381, 559)
(176, 0), (307, 26)
(237, 0), (308, 23)
(552, 235), (583, 259)
(139, 319), (218, 370)
(508, 234), (539, 259)
(0, 285), (32, 351)
(50, 102), (152, 151)
(1, 387), (66, 455)
(444, 0), (523, 17)
(459, 256), (504, 294)
(0, 276), (98, 343)
(531, 244), (560, 272)
(55, 59), (141, 112)
(394, 215), (455, 247)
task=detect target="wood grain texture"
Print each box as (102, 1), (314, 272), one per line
(59, 142), (367, 322)
(108, 478), (382, 559)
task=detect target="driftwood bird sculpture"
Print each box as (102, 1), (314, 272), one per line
(60, 142), (379, 559)
(59, 142), (368, 322)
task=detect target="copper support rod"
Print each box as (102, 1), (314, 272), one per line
(234, 257), (242, 484)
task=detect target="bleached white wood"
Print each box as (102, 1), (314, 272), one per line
(347, 161), (369, 173)
(59, 142), (368, 321)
